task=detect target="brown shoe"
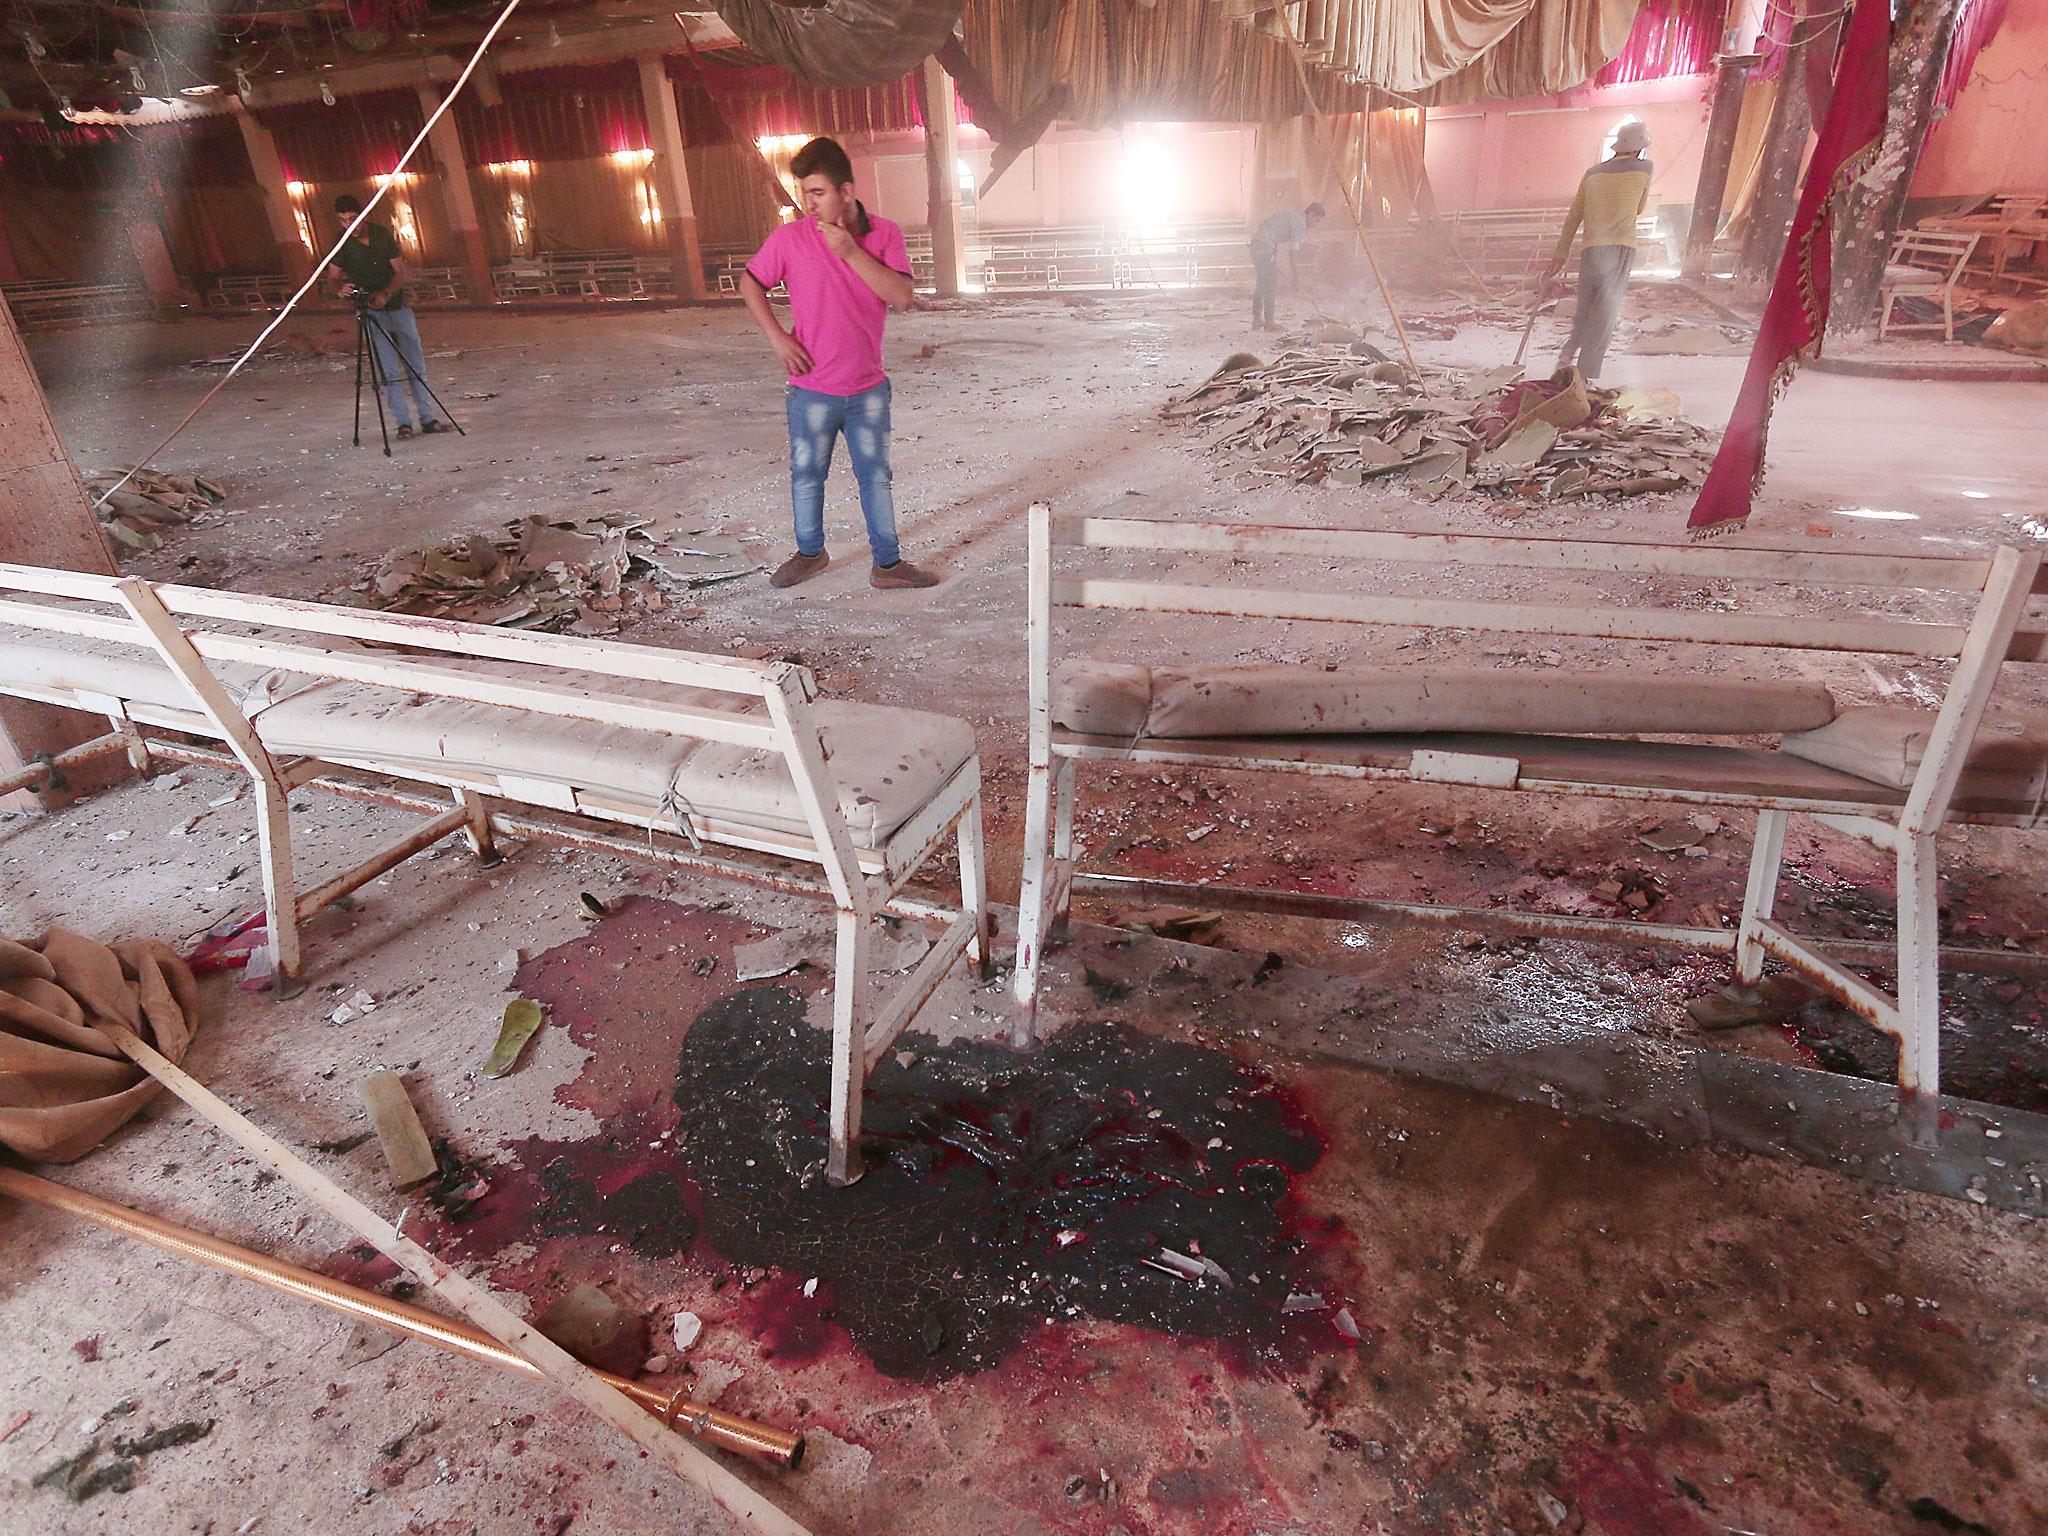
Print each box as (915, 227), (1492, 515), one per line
(769, 551), (830, 589)
(870, 559), (941, 590)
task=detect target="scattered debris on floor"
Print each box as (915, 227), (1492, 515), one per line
(351, 512), (759, 633)
(480, 998), (546, 1078)
(1634, 321), (1755, 355)
(1167, 347), (1714, 501)
(81, 466), (225, 552)
(32, 1418), (214, 1503)
(534, 1282), (647, 1375)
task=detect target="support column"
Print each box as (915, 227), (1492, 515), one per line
(1683, 52), (1759, 276)
(637, 54), (708, 301)
(0, 299), (119, 809)
(1741, 1), (1823, 280)
(128, 218), (193, 314)
(919, 56), (965, 296)
(417, 85), (498, 306)
(232, 100), (315, 283)
(0, 196), (24, 284)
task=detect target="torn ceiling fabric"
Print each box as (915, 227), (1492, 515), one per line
(957, 0), (1646, 125)
(712, 0), (970, 87)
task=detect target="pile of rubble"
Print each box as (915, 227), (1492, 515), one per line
(1165, 345), (1715, 501)
(349, 512), (759, 634)
(82, 467), (226, 553)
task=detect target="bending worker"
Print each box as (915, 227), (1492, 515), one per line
(1248, 202), (1326, 332)
(1544, 120), (1653, 380)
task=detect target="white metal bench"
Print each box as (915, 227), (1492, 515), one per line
(1012, 506), (2048, 1130)
(1880, 229), (1982, 340)
(0, 564), (990, 1185)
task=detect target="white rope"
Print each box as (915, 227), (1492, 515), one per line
(93, 0), (525, 511)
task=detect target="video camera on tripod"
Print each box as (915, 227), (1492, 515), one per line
(348, 285), (464, 457)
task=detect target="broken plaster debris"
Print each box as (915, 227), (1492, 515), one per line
(350, 512), (760, 635)
(81, 466), (226, 554)
(1166, 342), (1714, 502)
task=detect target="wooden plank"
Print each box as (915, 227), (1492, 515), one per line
(1053, 577), (1969, 658)
(358, 1070), (439, 1188)
(1049, 516), (1994, 593)
(103, 1025), (816, 1536)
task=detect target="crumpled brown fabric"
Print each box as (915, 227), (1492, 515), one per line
(0, 929), (200, 1163)
(713, 0), (967, 88)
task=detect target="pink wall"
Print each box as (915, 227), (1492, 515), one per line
(1424, 75), (1716, 213)
(850, 122), (1259, 231)
(1912, 0), (2048, 197)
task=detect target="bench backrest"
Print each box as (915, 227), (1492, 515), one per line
(1027, 505), (2047, 830)
(0, 562), (871, 892)
(1889, 229), (1980, 278)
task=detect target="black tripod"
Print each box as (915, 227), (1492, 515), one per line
(352, 297), (465, 456)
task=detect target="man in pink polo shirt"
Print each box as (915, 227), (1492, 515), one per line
(740, 137), (941, 590)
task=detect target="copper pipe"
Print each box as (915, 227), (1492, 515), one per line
(0, 1166), (803, 1469)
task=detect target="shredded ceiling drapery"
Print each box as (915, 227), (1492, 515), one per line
(956, 0), (1654, 126)
(711, 0), (970, 88)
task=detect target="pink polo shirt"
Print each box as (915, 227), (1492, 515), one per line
(745, 211), (912, 397)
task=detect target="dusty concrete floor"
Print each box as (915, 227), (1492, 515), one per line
(3, 283), (2047, 1534)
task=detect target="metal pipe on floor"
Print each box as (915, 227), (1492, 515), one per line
(0, 1165), (804, 1469)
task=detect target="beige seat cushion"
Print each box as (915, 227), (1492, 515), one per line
(255, 679), (973, 849)
(1054, 661), (1837, 741)
(1884, 263), (1944, 286)
(0, 627), (974, 850)
(1782, 706), (2048, 803)
(0, 628), (332, 721)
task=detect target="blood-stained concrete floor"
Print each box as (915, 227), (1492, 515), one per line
(3, 286), (2046, 1533)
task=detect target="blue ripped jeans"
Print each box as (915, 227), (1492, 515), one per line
(785, 380), (901, 568)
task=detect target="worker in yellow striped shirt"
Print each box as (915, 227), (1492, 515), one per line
(1543, 120), (1654, 380)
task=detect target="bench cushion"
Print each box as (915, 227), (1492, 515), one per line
(258, 679), (970, 847)
(1884, 264), (1945, 286)
(0, 629), (974, 850)
(1782, 706), (2048, 802)
(1053, 661), (1837, 741)
(0, 629), (330, 721)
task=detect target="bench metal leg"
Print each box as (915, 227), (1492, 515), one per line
(1896, 834), (1942, 1119)
(1048, 760), (1078, 943)
(1009, 756), (1055, 1041)
(455, 787), (502, 865)
(826, 909), (869, 1187)
(1735, 808), (1789, 984)
(255, 778), (305, 998)
(957, 794), (992, 979)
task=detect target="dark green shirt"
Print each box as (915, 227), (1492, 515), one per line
(330, 222), (408, 310)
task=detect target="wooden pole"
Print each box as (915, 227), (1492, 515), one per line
(1683, 52), (1760, 276)
(101, 1023), (818, 1536)
(1273, 7), (1420, 375)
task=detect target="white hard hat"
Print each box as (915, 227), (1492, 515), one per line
(1613, 120), (1651, 154)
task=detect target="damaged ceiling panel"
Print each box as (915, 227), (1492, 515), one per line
(711, 0), (968, 86)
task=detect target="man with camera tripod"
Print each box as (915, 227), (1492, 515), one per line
(327, 194), (447, 442)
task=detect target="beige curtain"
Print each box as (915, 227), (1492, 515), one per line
(1421, 0), (1641, 102)
(958, 0), (1644, 125)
